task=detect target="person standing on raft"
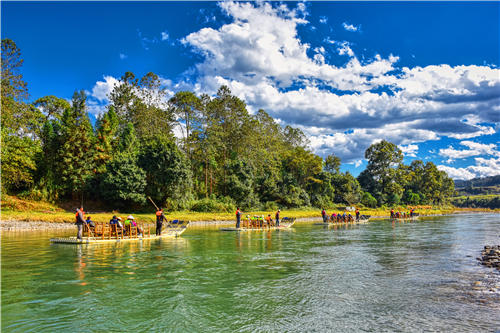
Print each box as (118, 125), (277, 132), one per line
(321, 208), (327, 223)
(75, 207), (85, 240)
(156, 208), (166, 236)
(235, 207), (242, 228)
(275, 209), (280, 227)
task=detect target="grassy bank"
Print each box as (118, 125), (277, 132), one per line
(1, 195), (496, 225)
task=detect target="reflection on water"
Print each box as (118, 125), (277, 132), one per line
(2, 214), (499, 332)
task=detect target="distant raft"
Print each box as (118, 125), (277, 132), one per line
(220, 217), (296, 232)
(313, 215), (371, 226)
(391, 215), (419, 222)
(50, 220), (189, 244)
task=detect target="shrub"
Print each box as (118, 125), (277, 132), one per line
(190, 197), (236, 213)
(262, 201), (278, 211)
(361, 192), (377, 208)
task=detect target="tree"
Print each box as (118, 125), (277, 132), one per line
(59, 91), (95, 198)
(1, 39), (28, 131)
(138, 137), (193, 209)
(109, 71), (175, 140)
(94, 107), (119, 174)
(358, 140), (403, 205)
(361, 192), (377, 208)
(99, 153), (147, 207)
(169, 91), (202, 161)
(1, 132), (39, 192)
(34, 96), (71, 121)
(325, 154), (341, 174)
(1, 39), (43, 193)
(223, 157), (258, 209)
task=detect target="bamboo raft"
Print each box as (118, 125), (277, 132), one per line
(220, 217), (296, 232)
(391, 216), (419, 221)
(313, 215), (371, 226)
(50, 220), (189, 244)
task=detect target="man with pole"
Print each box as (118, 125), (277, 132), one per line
(156, 207), (166, 236)
(149, 197), (166, 236)
(75, 206), (85, 240)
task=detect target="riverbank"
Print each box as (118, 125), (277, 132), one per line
(3, 211), (498, 231)
(2, 194), (498, 231)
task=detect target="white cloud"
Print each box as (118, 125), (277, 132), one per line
(399, 144), (419, 157)
(437, 165), (476, 180)
(161, 31), (169, 41)
(119, 53), (127, 60)
(439, 140), (499, 162)
(336, 41), (354, 57)
(179, 1), (500, 166)
(91, 76), (120, 102)
(438, 157), (500, 180)
(319, 16), (328, 24)
(342, 22), (359, 32)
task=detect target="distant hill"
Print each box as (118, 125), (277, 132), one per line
(454, 175), (500, 195)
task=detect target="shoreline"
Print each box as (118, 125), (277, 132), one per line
(2, 212), (497, 231)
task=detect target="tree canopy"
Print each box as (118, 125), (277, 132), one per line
(1, 39), (456, 210)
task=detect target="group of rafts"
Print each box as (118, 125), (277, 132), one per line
(50, 210), (419, 244)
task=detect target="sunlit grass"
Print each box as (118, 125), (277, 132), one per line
(1, 195), (497, 225)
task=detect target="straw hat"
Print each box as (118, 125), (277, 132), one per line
(127, 215), (134, 220)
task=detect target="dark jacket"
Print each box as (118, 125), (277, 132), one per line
(75, 211), (85, 225)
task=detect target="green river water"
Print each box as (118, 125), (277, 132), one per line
(2, 214), (499, 332)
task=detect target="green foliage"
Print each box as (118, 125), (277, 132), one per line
(94, 107), (119, 174)
(361, 192), (378, 208)
(324, 154), (341, 174)
(1, 39), (459, 210)
(109, 71), (175, 140)
(402, 189), (421, 205)
(190, 196), (236, 213)
(1, 39), (43, 193)
(223, 157), (259, 209)
(58, 91), (95, 197)
(387, 193), (400, 205)
(138, 136), (193, 209)
(99, 153), (147, 206)
(1, 131), (39, 192)
(34, 96), (70, 120)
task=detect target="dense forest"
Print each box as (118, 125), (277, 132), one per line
(1, 39), (455, 211)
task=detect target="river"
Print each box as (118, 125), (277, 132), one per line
(2, 214), (499, 332)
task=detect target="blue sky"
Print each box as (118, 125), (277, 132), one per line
(2, 1), (499, 179)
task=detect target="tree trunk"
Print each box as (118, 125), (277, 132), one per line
(205, 159), (208, 198)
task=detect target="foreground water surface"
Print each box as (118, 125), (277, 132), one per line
(2, 214), (499, 332)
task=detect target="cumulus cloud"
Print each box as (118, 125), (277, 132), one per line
(439, 140), (499, 162)
(161, 31), (169, 41)
(319, 16), (328, 24)
(119, 53), (127, 60)
(438, 157), (500, 180)
(342, 22), (359, 32)
(399, 144), (419, 157)
(91, 76), (120, 102)
(180, 1), (500, 170)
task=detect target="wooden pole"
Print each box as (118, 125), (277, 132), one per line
(148, 196), (160, 211)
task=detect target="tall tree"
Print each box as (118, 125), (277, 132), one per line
(59, 91), (95, 199)
(138, 137), (193, 209)
(358, 140), (404, 204)
(109, 71), (175, 140)
(94, 107), (119, 174)
(1, 39), (43, 192)
(169, 91), (202, 162)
